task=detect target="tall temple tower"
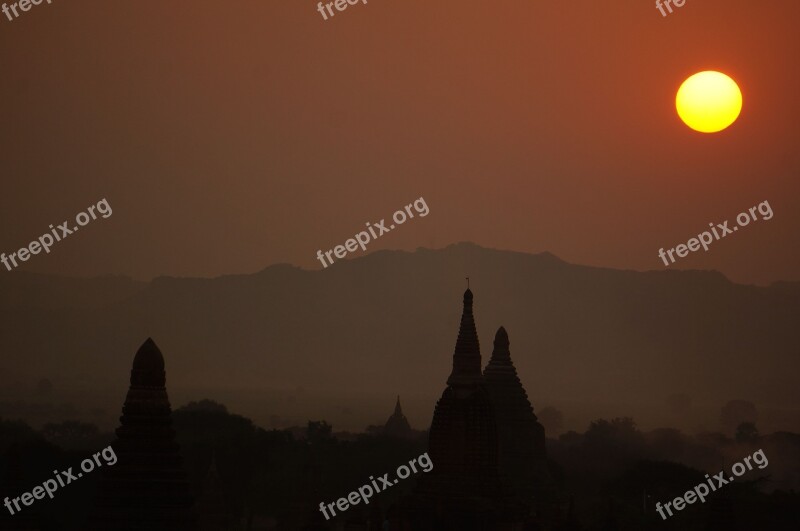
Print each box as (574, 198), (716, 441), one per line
(426, 288), (499, 495)
(398, 289), (533, 529)
(88, 338), (198, 530)
(483, 327), (549, 495)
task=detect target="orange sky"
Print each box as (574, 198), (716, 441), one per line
(1, 0), (798, 284)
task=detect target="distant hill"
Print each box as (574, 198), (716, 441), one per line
(0, 243), (797, 433)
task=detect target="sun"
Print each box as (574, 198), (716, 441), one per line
(676, 71), (742, 133)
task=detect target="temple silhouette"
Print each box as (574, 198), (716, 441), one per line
(384, 396), (413, 439)
(88, 338), (198, 530)
(59, 290), (554, 529)
(484, 326), (550, 497)
(397, 287), (552, 530)
(4, 286), (791, 530)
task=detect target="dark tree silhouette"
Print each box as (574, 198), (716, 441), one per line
(306, 420), (333, 444)
(735, 422), (760, 444)
(721, 400), (758, 433)
(42, 420), (98, 439)
(178, 399), (228, 413)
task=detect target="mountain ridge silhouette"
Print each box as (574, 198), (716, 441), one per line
(0, 242), (796, 432)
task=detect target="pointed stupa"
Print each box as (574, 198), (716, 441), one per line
(424, 288), (500, 495)
(384, 395), (412, 438)
(198, 450), (237, 531)
(88, 338), (198, 531)
(483, 327), (549, 494)
(130, 337), (166, 387)
(483, 327), (526, 391)
(446, 289), (483, 388)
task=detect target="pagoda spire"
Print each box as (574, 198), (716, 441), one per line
(446, 288), (483, 387)
(483, 326), (550, 494)
(384, 395), (412, 438)
(89, 338), (198, 530)
(491, 326), (511, 362)
(130, 337), (166, 387)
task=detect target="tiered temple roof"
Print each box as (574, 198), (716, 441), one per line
(398, 288), (541, 529)
(423, 289), (502, 498)
(483, 326), (548, 494)
(89, 338), (198, 531)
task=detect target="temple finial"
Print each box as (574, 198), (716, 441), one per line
(466, 277), (470, 289)
(448, 286), (482, 387)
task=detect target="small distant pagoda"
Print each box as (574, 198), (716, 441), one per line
(198, 451), (239, 531)
(88, 338), (198, 531)
(384, 396), (413, 438)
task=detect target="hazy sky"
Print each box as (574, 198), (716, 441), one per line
(1, 0), (798, 284)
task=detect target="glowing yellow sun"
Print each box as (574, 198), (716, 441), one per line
(676, 71), (742, 133)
